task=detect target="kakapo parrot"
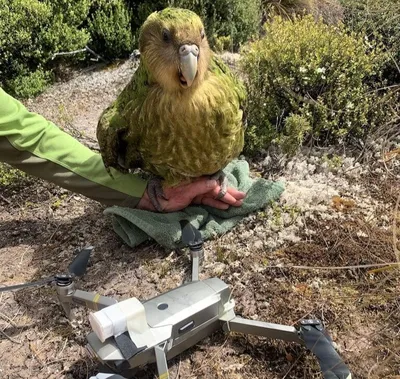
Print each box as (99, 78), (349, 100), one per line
(96, 7), (246, 211)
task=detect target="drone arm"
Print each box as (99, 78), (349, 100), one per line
(224, 317), (352, 379)
(72, 289), (118, 311)
(222, 316), (302, 343)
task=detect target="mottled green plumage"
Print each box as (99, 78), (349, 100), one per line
(97, 7), (246, 187)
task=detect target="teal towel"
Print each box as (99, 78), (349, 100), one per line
(103, 160), (284, 249)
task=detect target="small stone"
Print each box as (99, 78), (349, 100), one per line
(253, 240), (263, 250)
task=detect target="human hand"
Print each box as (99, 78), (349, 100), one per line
(137, 177), (246, 212)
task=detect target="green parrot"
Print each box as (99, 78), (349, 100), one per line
(96, 7), (246, 211)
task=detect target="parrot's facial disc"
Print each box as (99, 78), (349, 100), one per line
(139, 8), (211, 92)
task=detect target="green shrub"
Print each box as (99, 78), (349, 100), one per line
(262, 0), (344, 25)
(214, 36), (233, 52)
(340, 0), (400, 84)
(126, 0), (261, 51)
(0, 0), (91, 98)
(41, 0), (91, 57)
(0, 163), (27, 186)
(0, 0), (51, 97)
(0, 0), (134, 98)
(240, 15), (388, 156)
(6, 68), (52, 98)
(87, 0), (134, 59)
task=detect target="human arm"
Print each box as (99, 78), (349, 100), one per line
(0, 88), (245, 211)
(0, 87), (147, 208)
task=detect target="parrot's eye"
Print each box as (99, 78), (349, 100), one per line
(162, 29), (171, 43)
(200, 29), (205, 40)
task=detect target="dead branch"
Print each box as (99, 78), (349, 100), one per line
(51, 45), (108, 63)
(266, 262), (400, 271)
(393, 192), (400, 262)
(0, 329), (21, 344)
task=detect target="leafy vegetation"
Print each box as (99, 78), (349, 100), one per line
(240, 15), (393, 156)
(0, 163), (27, 186)
(340, 0), (400, 84)
(87, 0), (134, 59)
(0, 0), (133, 98)
(126, 0), (261, 51)
(262, 0), (344, 25)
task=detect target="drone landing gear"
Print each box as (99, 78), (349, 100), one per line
(154, 343), (170, 379)
(180, 220), (204, 282)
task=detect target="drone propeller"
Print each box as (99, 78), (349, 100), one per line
(0, 277), (55, 293)
(0, 246), (94, 293)
(68, 246), (93, 277)
(180, 220), (203, 248)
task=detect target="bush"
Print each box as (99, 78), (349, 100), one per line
(262, 0), (344, 25)
(41, 0), (91, 59)
(340, 0), (400, 84)
(0, 163), (27, 186)
(126, 0), (261, 51)
(87, 0), (134, 59)
(240, 15), (388, 156)
(0, 0), (91, 98)
(0, 0), (51, 97)
(6, 68), (52, 98)
(0, 0), (134, 98)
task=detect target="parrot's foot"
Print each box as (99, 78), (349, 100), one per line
(148, 177), (168, 212)
(210, 170), (228, 199)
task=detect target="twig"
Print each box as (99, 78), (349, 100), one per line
(0, 195), (11, 204)
(51, 45), (108, 63)
(47, 224), (61, 243)
(282, 352), (304, 379)
(266, 262), (400, 271)
(0, 328), (21, 344)
(393, 193), (400, 262)
(175, 359), (181, 379)
(51, 47), (86, 59)
(192, 335), (230, 374)
(0, 311), (18, 328)
(85, 45), (108, 63)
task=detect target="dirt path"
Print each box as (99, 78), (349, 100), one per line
(0, 58), (399, 379)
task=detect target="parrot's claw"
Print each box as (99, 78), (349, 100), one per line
(210, 170), (228, 200)
(148, 177), (168, 212)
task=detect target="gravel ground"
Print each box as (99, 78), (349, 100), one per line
(0, 55), (399, 379)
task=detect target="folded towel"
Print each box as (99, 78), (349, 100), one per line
(103, 159), (285, 249)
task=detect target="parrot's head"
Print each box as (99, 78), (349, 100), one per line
(139, 8), (211, 92)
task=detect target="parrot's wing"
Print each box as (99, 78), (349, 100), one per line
(96, 64), (148, 173)
(210, 54), (248, 129)
(96, 103), (130, 173)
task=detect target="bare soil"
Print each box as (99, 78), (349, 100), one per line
(0, 57), (399, 379)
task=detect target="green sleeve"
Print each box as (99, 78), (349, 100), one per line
(0, 87), (147, 208)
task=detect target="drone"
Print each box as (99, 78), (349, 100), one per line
(0, 221), (352, 379)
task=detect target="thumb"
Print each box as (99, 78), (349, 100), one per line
(185, 179), (218, 198)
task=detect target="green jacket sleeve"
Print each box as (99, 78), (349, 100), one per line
(0, 87), (147, 208)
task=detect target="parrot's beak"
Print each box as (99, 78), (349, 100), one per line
(178, 44), (199, 88)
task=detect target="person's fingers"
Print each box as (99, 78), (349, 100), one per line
(200, 197), (230, 209)
(207, 186), (238, 205)
(193, 194), (243, 208)
(192, 194), (204, 204)
(229, 199), (244, 207)
(183, 179), (218, 198)
(226, 187), (246, 200)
